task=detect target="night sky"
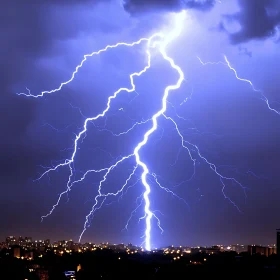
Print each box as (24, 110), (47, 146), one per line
(1, 0), (280, 248)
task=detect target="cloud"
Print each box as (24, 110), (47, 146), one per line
(122, 0), (216, 15)
(222, 0), (280, 44)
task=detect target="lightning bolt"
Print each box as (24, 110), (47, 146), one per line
(163, 114), (246, 212)
(131, 13), (186, 250)
(17, 36), (160, 98)
(19, 10), (247, 251)
(150, 172), (190, 209)
(197, 55), (280, 115)
(32, 31), (160, 223)
(123, 193), (144, 231)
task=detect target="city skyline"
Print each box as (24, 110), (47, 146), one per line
(1, 0), (280, 248)
(1, 234), (277, 251)
(1, 235), (278, 279)
(1, 234), (278, 250)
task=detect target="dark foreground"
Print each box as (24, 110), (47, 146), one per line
(1, 248), (280, 279)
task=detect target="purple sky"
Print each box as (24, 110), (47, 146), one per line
(1, 0), (280, 248)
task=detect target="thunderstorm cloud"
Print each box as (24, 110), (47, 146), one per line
(122, 0), (216, 14)
(123, 0), (280, 44)
(221, 0), (280, 43)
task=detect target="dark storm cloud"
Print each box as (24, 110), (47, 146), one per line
(123, 0), (215, 14)
(222, 0), (280, 44)
(0, 0), (110, 183)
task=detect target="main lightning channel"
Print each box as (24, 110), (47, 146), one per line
(133, 11), (186, 251)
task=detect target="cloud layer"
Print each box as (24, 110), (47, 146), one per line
(123, 0), (280, 44)
(123, 0), (216, 14)
(222, 0), (280, 43)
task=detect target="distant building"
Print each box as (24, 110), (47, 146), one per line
(205, 246), (220, 254)
(277, 229), (280, 255)
(191, 247), (205, 254)
(127, 243), (137, 250)
(18, 236), (24, 245)
(24, 251), (34, 260)
(248, 245), (276, 257)
(72, 244), (80, 252)
(25, 237), (32, 243)
(67, 240), (74, 249)
(6, 236), (17, 246)
(13, 247), (20, 258)
(39, 246), (45, 252)
(231, 244), (247, 254)
(115, 244), (125, 250)
(269, 247), (277, 255)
